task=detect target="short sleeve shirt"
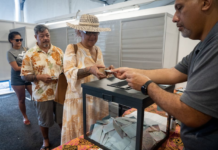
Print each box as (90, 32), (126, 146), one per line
(7, 47), (25, 66)
(7, 47), (29, 85)
(21, 44), (64, 102)
(175, 22), (218, 150)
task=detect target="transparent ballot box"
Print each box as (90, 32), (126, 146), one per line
(81, 77), (174, 150)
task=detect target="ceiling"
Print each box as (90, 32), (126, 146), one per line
(91, 0), (175, 7)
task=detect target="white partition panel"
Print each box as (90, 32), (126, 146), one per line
(0, 21), (14, 41)
(163, 15), (179, 68)
(50, 27), (68, 52)
(14, 23), (36, 29)
(121, 15), (165, 69)
(26, 28), (36, 48)
(0, 42), (12, 81)
(96, 20), (120, 68)
(67, 27), (80, 46)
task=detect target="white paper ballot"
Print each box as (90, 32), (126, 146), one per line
(124, 137), (136, 150)
(149, 131), (166, 142)
(112, 136), (131, 150)
(102, 133), (109, 145)
(125, 111), (167, 132)
(103, 118), (114, 133)
(90, 124), (103, 143)
(107, 131), (122, 143)
(99, 128), (106, 144)
(121, 123), (137, 138)
(116, 117), (132, 126)
(108, 130), (116, 138)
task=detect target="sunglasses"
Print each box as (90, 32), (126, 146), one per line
(82, 31), (100, 36)
(14, 39), (23, 42)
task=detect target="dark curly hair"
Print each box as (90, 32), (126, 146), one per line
(8, 31), (21, 47)
(34, 24), (49, 35)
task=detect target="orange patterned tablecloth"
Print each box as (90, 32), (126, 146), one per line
(54, 89), (184, 150)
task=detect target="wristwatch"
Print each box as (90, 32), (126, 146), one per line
(141, 80), (153, 95)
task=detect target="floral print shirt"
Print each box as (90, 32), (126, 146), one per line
(21, 44), (63, 102)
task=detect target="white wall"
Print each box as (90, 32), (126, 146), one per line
(24, 0), (103, 23)
(0, 0), (16, 21)
(176, 35), (200, 88)
(69, 0), (103, 14)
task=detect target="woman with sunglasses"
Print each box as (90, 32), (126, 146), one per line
(7, 31), (32, 125)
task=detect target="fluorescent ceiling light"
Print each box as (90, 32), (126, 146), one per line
(45, 19), (76, 26)
(95, 5), (140, 17)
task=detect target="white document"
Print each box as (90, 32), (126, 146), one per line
(112, 136), (131, 150)
(125, 111), (167, 132)
(124, 137), (136, 150)
(149, 131), (166, 142)
(103, 118), (114, 133)
(121, 123), (137, 138)
(102, 133), (109, 145)
(108, 130), (116, 138)
(99, 128), (106, 144)
(90, 124), (104, 143)
(107, 131), (122, 143)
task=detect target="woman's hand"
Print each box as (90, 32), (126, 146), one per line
(105, 65), (115, 71)
(90, 65), (107, 79)
(105, 65), (115, 76)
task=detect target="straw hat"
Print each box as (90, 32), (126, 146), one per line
(66, 14), (111, 32)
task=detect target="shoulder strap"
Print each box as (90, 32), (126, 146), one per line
(73, 44), (78, 54)
(73, 44), (78, 67)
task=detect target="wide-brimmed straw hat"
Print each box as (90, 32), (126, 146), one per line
(66, 14), (111, 32)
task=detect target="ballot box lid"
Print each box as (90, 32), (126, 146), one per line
(82, 77), (174, 107)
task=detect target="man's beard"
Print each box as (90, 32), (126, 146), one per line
(42, 43), (50, 48)
(181, 28), (191, 38)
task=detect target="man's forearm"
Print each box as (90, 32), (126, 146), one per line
(21, 75), (37, 82)
(147, 83), (211, 128)
(77, 67), (91, 80)
(133, 68), (187, 84)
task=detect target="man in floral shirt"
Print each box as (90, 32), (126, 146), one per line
(21, 24), (63, 150)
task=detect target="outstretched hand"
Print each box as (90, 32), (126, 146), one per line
(90, 65), (107, 79)
(111, 67), (132, 79)
(105, 65), (115, 76)
(125, 71), (151, 91)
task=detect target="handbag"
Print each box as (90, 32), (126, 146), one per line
(54, 44), (78, 105)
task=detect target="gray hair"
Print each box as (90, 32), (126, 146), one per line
(34, 24), (49, 35)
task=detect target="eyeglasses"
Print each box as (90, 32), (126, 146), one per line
(14, 39), (23, 42)
(82, 31), (100, 36)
